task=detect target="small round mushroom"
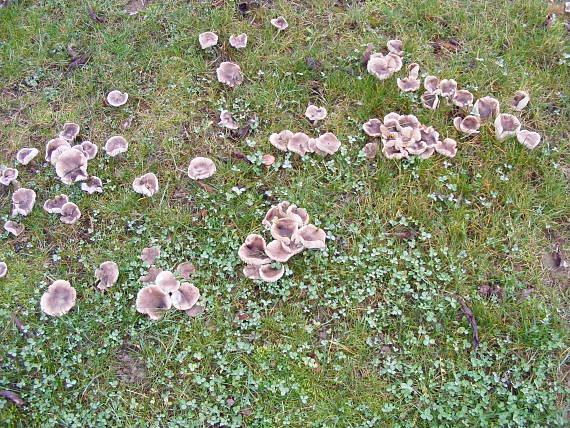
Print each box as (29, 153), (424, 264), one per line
(40, 280), (76, 317)
(0, 262), (6, 279)
(386, 39), (403, 56)
(104, 136), (129, 157)
(439, 79), (457, 97)
(269, 130), (293, 151)
(305, 105), (328, 123)
(0, 168), (18, 186)
(315, 132), (341, 155)
(452, 90), (474, 108)
(60, 202), (81, 224)
(287, 132), (311, 155)
(243, 264), (261, 280)
(218, 110), (239, 130)
(139, 266), (162, 283)
(155, 270), (180, 293)
(238, 234), (272, 265)
(474, 96), (500, 122)
(176, 262), (196, 279)
(106, 90), (129, 107)
(435, 138), (458, 158)
(45, 138), (71, 164)
(12, 188), (36, 217)
(171, 283), (200, 310)
(265, 240), (301, 263)
(453, 115), (481, 134)
(74, 141), (98, 160)
(187, 157), (216, 180)
(198, 32), (218, 49)
(259, 264), (285, 282)
(424, 76), (440, 94)
(516, 130), (541, 150)
(362, 142), (379, 159)
(4, 220), (24, 237)
(262, 154), (275, 166)
(55, 148), (88, 185)
(293, 224), (326, 249)
(229, 33), (248, 49)
(270, 16), (289, 31)
(397, 77), (420, 92)
(421, 92), (439, 110)
(508, 90), (530, 111)
(59, 122), (80, 142)
(136, 285), (172, 320)
(16, 147), (39, 165)
(494, 113), (521, 142)
(362, 119), (382, 137)
(132, 172), (159, 197)
(81, 176), (103, 194)
(43, 194), (69, 214)
(141, 247), (160, 265)
(95, 261), (119, 290)
(216, 62), (243, 87)
(186, 304), (206, 318)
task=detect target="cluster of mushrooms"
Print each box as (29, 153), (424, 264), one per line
(239, 201), (327, 283)
(365, 40), (405, 80)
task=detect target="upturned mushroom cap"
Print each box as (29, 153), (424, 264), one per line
(385, 53), (403, 72)
(16, 147), (39, 165)
(435, 138), (458, 158)
(452, 89), (474, 108)
(12, 188), (36, 216)
(270, 217), (299, 244)
(418, 146), (435, 159)
(453, 115), (481, 134)
(60, 202), (81, 224)
(270, 16), (288, 31)
(132, 172), (159, 197)
(382, 141), (409, 160)
(187, 157), (216, 180)
(243, 264), (261, 280)
(293, 224), (326, 249)
(171, 283), (200, 310)
(286, 204), (309, 226)
(106, 90), (129, 107)
(397, 77), (420, 92)
(104, 136), (128, 157)
(141, 247), (160, 265)
(474, 96), (500, 121)
(238, 234), (272, 265)
(439, 79), (457, 97)
(305, 105), (328, 122)
(0, 262), (6, 279)
(269, 130), (293, 151)
(494, 113), (521, 141)
(81, 176), (103, 194)
(265, 240), (302, 263)
(421, 92), (439, 110)
(367, 55), (393, 80)
(40, 280), (77, 317)
(59, 122), (80, 141)
(155, 270), (180, 293)
(45, 138), (71, 164)
(387, 39), (403, 56)
(316, 132), (341, 155)
(398, 114), (421, 130)
(216, 62), (243, 87)
(186, 304), (206, 317)
(406, 140), (428, 155)
(136, 285), (172, 320)
(218, 110), (239, 129)
(407, 63), (420, 80)
(516, 130), (541, 150)
(74, 141), (98, 160)
(4, 220), (24, 236)
(139, 266), (162, 283)
(424, 76), (440, 94)
(287, 132), (311, 155)
(95, 261), (119, 290)
(362, 119), (382, 137)
(420, 125), (440, 147)
(508, 90), (530, 111)
(43, 194), (68, 214)
(0, 168), (18, 186)
(177, 262), (196, 279)
(198, 31), (218, 49)
(55, 148), (88, 185)
(229, 33), (248, 49)
(259, 264), (285, 282)
(362, 142), (379, 158)
(262, 201), (294, 228)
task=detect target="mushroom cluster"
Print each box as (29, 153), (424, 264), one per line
(269, 130), (341, 156)
(43, 194), (81, 224)
(365, 40), (404, 81)
(239, 201), (327, 283)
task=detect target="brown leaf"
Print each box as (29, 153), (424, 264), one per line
(0, 390), (24, 408)
(11, 314), (31, 338)
(230, 151), (251, 163)
(65, 53), (90, 75)
(306, 57), (322, 71)
(87, 7), (106, 23)
(453, 296), (479, 350)
(431, 38), (461, 54)
(520, 288), (535, 299)
(384, 230), (417, 239)
(196, 182), (217, 193)
(477, 284), (503, 299)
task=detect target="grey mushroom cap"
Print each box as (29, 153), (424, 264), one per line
(362, 142), (379, 159)
(106, 90), (129, 107)
(243, 264), (261, 280)
(40, 280), (77, 317)
(216, 62), (243, 87)
(421, 92), (439, 110)
(55, 148), (88, 185)
(397, 77), (420, 92)
(177, 262), (196, 279)
(439, 79), (458, 97)
(81, 176), (103, 194)
(229, 33), (248, 49)
(133, 172), (159, 197)
(74, 141), (98, 160)
(387, 39), (403, 56)
(385, 53), (403, 72)
(407, 63), (420, 80)
(367, 55), (393, 80)
(45, 138), (71, 164)
(418, 146), (435, 159)
(12, 188), (36, 217)
(270, 16), (289, 31)
(435, 138), (458, 158)
(424, 76), (440, 94)
(141, 247), (160, 265)
(187, 157), (216, 180)
(293, 224), (326, 249)
(60, 202), (81, 224)
(316, 132), (341, 155)
(362, 119), (382, 137)
(259, 264), (285, 282)
(265, 240), (302, 263)
(0, 262), (6, 279)
(516, 130), (541, 150)
(0, 168), (18, 186)
(305, 105), (328, 122)
(104, 136), (129, 157)
(452, 89), (474, 108)
(262, 201), (295, 228)
(453, 115), (481, 134)
(286, 204), (309, 226)
(139, 266), (162, 283)
(238, 234), (272, 265)
(420, 126), (440, 147)
(43, 194), (69, 214)
(287, 132), (311, 155)
(95, 261), (119, 290)
(218, 110), (239, 130)
(136, 285), (172, 320)
(155, 270), (180, 293)
(4, 220), (24, 236)
(474, 96), (500, 121)
(509, 90), (530, 111)
(59, 122), (80, 142)
(16, 147), (39, 165)
(269, 130), (293, 151)
(186, 304), (206, 317)
(494, 113), (521, 142)
(171, 283), (200, 310)
(270, 217), (299, 244)
(199, 31), (218, 49)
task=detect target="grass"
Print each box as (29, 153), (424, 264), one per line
(1, 0), (569, 426)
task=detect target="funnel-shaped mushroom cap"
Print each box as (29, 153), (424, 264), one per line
(0, 168), (18, 186)
(4, 220), (24, 236)
(406, 140), (428, 155)
(243, 264), (261, 280)
(40, 280), (76, 316)
(141, 247), (160, 265)
(474, 96), (500, 121)
(199, 31), (218, 49)
(139, 266), (162, 283)
(132, 172), (159, 197)
(382, 143), (408, 160)
(262, 202), (292, 228)
(453, 115), (481, 134)
(439, 79), (457, 97)
(265, 240), (302, 262)
(286, 204), (309, 226)
(421, 92), (439, 110)
(509, 90), (530, 111)
(408, 63), (420, 80)
(398, 114), (421, 130)
(387, 39), (403, 56)
(316, 132), (341, 155)
(104, 136), (128, 157)
(305, 105), (327, 122)
(75, 141), (98, 160)
(177, 262), (196, 279)
(367, 55), (392, 80)
(287, 132), (311, 155)
(12, 188), (36, 216)
(435, 138), (458, 158)
(362, 142), (379, 158)
(269, 130), (293, 151)
(238, 234), (272, 265)
(55, 148), (88, 185)
(384, 112), (401, 122)
(362, 119), (382, 137)
(452, 89), (474, 108)
(385, 53), (403, 72)
(516, 130), (541, 150)
(216, 62), (243, 87)
(59, 122), (80, 141)
(43, 194), (68, 214)
(270, 16), (288, 30)
(187, 157), (216, 180)
(293, 224), (326, 249)
(259, 264), (285, 282)
(494, 113), (521, 141)
(229, 33), (248, 49)
(186, 304), (206, 317)
(424, 76), (440, 94)
(60, 202), (81, 224)
(420, 125), (440, 147)
(136, 285), (172, 320)
(16, 147), (39, 165)
(81, 176), (103, 194)
(397, 77), (420, 92)
(0, 262), (6, 279)
(218, 110), (239, 129)
(155, 270), (180, 293)
(45, 138), (71, 164)
(171, 283), (200, 310)
(270, 217), (299, 244)
(95, 261), (119, 290)
(106, 90), (129, 107)
(419, 146), (435, 159)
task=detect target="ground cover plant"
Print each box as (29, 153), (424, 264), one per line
(1, 0), (569, 426)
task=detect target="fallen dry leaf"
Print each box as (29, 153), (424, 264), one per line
(0, 390), (25, 408)
(87, 7), (106, 23)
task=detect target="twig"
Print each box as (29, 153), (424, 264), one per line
(453, 295), (479, 350)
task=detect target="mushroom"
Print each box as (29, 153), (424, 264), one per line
(60, 202), (81, 224)
(293, 224), (326, 249)
(270, 16), (288, 31)
(95, 261), (119, 290)
(229, 33), (248, 49)
(262, 202), (289, 228)
(453, 115), (481, 134)
(45, 138), (71, 164)
(4, 220), (24, 236)
(259, 264), (285, 282)
(16, 148), (39, 165)
(0, 168), (18, 186)
(40, 280), (77, 316)
(0, 262), (6, 279)
(136, 285), (172, 320)
(382, 143), (408, 160)
(139, 266), (162, 283)
(315, 132), (341, 155)
(452, 89), (474, 108)
(419, 146), (435, 159)
(262, 154), (275, 166)
(59, 122), (80, 141)
(243, 265), (261, 280)
(286, 204), (309, 226)
(494, 113), (521, 141)
(269, 130), (293, 151)
(386, 39), (403, 56)
(104, 136), (128, 157)
(516, 130), (541, 150)
(218, 110), (239, 130)
(362, 119), (382, 137)
(421, 92), (439, 110)
(435, 138), (458, 158)
(385, 53), (403, 72)
(81, 176), (103, 194)
(155, 271), (180, 293)
(305, 105), (327, 123)
(265, 240), (301, 263)
(55, 148), (88, 185)
(406, 140), (428, 155)
(238, 234), (272, 265)
(12, 188), (36, 216)
(198, 32), (218, 49)
(474, 96), (500, 121)
(74, 141), (98, 160)
(132, 172), (159, 197)
(270, 217), (299, 244)
(439, 79), (457, 97)
(398, 114), (421, 130)
(362, 142), (379, 158)
(216, 62), (243, 87)
(106, 90), (129, 107)
(420, 126), (440, 147)
(43, 194), (68, 214)
(141, 247), (160, 265)
(171, 283), (200, 310)
(397, 77), (420, 92)
(186, 304), (206, 317)
(367, 55), (393, 80)
(187, 157), (216, 180)
(176, 262), (196, 279)
(508, 90), (530, 111)
(407, 63), (420, 80)
(424, 76), (440, 94)
(287, 132), (311, 155)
